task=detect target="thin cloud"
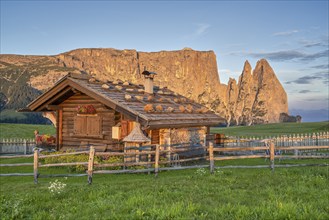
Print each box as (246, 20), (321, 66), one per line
(304, 42), (323, 48)
(299, 90), (312, 94)
(301, 50), (329, 61)
(299, 36), (329, 49)
(195, 23), (210, 36)
(273, 30), (299, 36)
(299, 39), (324, 48)
(247, 49), (329, 62)
(310, 64), (329, 69)
(286, 76), (322, 84)
(304, 97), (329, 102)
(182, 23), (210, 40)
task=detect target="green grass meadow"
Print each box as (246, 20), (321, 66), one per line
(0, 121), (328, 139)
(211, 121), (329, 137)
(1, 122), (329, 219)
(1, 157), (329, 219)
(0, 123), (56, 139)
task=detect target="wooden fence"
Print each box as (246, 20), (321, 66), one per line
(0, 138), (35, 155)
(223, 132), (329, 147)
(209, 142), (329, 173)
(1, 140), (328, 183)
(2, 132), (327, 155)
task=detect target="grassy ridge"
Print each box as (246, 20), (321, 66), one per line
(211, 121), (329, 137)
(1, 157), (328, 219)
(0, 123), (56, 139)
(1, 122), (328, 139)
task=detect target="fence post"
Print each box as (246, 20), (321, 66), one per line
(209, 141), (214, 174)
(0, 139), (3, 154)
(154, 144), (160, 177)
(24, 139), (27, 155)
(269, 141), (275, 172)
(33, 149), (39, 184)
(87, 146), (95, 185)
(148, 152), (151, 175)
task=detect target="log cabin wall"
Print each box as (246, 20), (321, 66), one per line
(59, 93), (121, 150)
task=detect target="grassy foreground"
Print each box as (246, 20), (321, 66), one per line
(211, 121), (329, 137)
(1, 158), (329, 219)
(0, 123), (56, 139)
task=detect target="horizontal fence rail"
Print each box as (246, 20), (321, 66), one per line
(1, 136), (328, 183)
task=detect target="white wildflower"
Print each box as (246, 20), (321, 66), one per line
(195, 168), (207, 176)
(48, 179), (67, 195)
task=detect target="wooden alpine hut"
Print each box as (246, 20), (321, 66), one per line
(22, 71), (224, 152)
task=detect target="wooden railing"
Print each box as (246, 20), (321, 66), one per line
(208, 142), (329, 173)
(1, 140), (328, 184)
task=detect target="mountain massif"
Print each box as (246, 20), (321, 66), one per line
(0, 48), (288, 125)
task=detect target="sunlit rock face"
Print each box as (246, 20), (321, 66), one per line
(0, 48), (288, 125)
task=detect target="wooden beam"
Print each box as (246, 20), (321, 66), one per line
(87, 147), (95, 185)
(39, 162), (88, 167)
(214, 146), (269, 152)
(35, 86), (73, 111)
(33, 149), (39, 184)
(276, 146), (329, 150)
(59, 109), (63, 148)
(270, 142), (275, 171)
(56, 110), (60, 151)
(147, 122), (220, 129)
(47, 105), (62, 110)
(214, 155), (268, 160)
(0, 163), (33, 167)
(209, 142), (214, 174)
(154, 144), (160, 177)
(0, 173), (34, 176)
(39, 151), (89, 158)
(28, 80), (70, 110)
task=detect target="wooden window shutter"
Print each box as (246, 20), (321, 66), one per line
(74, 115), (102, 137)
(74, 116), (87, 135)
(151, 129), (160, 144)
(121, 120), (129, 139)
(86, 116), (102, 136)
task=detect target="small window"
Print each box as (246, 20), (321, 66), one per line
(74, 115), (102, 138)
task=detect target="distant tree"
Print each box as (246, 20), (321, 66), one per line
(0, 92), (7, 111)
(279, 113), (301, 123)
(296, 115), (302, 123)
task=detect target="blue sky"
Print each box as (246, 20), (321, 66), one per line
(1, 0), (328, 122)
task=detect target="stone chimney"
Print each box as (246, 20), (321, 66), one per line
(142, 70), (157, 94)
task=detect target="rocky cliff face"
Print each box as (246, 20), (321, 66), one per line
(54, 48), (223, 107)
(225, 60), (288, 125)
(0, 48), (288, 125)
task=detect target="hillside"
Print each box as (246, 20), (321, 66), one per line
(211, 121), (329, 137)
(0, 48), (288, 125)
(2, 122), (327, 139)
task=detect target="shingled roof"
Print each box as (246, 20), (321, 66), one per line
(122, 123), (151, 143)
(26, 73), (224, 129)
